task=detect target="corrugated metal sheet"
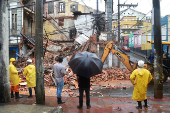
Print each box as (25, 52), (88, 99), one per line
(75, 34), (89, 45)
(99, 33), (107, 41)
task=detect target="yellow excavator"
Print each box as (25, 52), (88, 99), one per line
(101, 41), (169, 83)
(101, 41), (138, 71)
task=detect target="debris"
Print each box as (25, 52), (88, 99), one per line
(123, 86), (126, 89)
(16, 35), (132, 95)
(69, 92), (74, 97)
(116, 107), (122, 111)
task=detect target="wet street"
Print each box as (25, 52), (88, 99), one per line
(93, 79), (170, 98)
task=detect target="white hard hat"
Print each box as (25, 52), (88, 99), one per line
(138, 60), (144, 68)
(27, 59), (32, 63)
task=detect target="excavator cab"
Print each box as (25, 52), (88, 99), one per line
(147, 41), (170, 83)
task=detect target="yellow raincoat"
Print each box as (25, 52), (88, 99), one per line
(23, 65), (36, 88)
(9, 62), (20, 86)
(130, 68), (152, 101)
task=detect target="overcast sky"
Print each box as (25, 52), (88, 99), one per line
(72, 0), (170, 17)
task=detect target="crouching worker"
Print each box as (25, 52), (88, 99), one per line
(9, 58), (22, 99)
(23, 59), (36, 98)
(130, 60), (152, 110)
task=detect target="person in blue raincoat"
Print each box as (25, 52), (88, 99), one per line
(130, 60), (152, 110)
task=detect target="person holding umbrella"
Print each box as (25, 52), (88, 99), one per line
(23, 59), (36, 98)
(53, 56), (66, 104)
(130, 60), (152, 110)
(77, 75), (91, 109)
(68, 51), (103, 109)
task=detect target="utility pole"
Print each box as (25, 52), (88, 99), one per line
(0, 0), (10, 103)
(106, 0), (113, 68)
(35, 0), (45, 104)
(117, 1), (137, 67)
(118, 2), (138, 44)
(152, 0), (163, 99)
(118, 0), (120, 43)
(96, 0), (100, 57)
(106, 0), (113, 41)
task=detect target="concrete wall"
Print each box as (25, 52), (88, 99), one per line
(43, 18), (74, 40)
(43, 0), (94, 40)
(0, 0), (10, 102)
(74, 15), (94, 37)
(152, 16), (169, 53)
(134, 29), (141, 48)
(23, 11), (34, 37)
(44, 0), (94, 18)
(112, 8), (150, 23)
(168, 15), (170, 41)
(141, 25), (152, 50)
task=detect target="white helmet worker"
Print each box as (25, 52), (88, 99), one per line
(138, 60), (144, 68)
(27, 59), (32, 63)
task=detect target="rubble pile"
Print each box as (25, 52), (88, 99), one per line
(61, 67), (131, 91)
(91, 68), (131, 82)
(17, 35), (132, 93)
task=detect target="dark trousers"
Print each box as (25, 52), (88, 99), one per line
(28, 87), (36, 96)
(137, 99), (147, 107)
(79, 88), (90, 106)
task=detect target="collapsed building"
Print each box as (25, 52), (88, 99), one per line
(17, 32), (131, 92)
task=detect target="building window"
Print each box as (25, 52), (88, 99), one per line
(122, 26), (124, 28)
(58, 2), (65, 13)
(129, 25), (131, 29)
(143, 33), (146, 44)
(126, 25), (127, 28)
(125, 18), (127, 21)
(48, 2), (54, 14)
(70, 4), (78, 12)
(72, 5), (76, 10)
(129, 18), (131, 21)
(69, 28), (76, 39)
(59, 2), (63, 12)
(161, 24), (167, 40)
(12, 14), (17, 29)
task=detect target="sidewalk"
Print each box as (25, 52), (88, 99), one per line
(1, 95), (170, 113)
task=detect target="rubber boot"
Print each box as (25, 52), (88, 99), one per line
(77, 103), (83, 109)
(11, 91), (14, 98)
(57, 97), (65, 104)
(15, 92), (22, 99)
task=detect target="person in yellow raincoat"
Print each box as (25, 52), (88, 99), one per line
(9, 58), (22, 99)
(23, 59), (36, 98)
(130, 60), (152, 110)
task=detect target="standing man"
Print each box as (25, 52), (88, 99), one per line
(9, 58), (22, 99)
(53, 56), (66, 104)
(130, 60), (152, 110)
(23, 59), (36, 98)
(148, 52), (154, 63)
(77, 75), (91, 109)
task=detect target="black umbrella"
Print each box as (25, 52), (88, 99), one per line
(68, 51), (103, 78)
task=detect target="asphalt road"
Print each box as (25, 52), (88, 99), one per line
(91, 79), (170, 98)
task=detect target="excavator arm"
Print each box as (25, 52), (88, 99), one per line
(102, 41), (137, 71)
